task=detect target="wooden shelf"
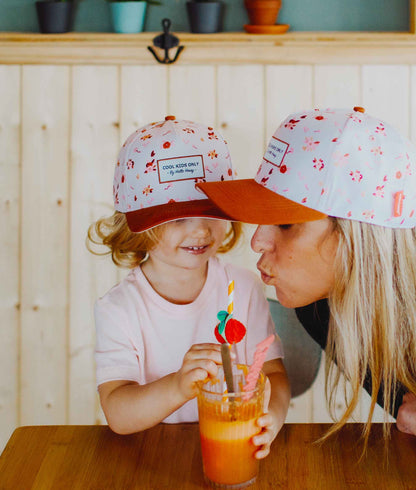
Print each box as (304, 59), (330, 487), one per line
(1, 32), (416, 65)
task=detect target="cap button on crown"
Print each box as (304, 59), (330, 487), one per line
(353, 106), (365, 113)
(165, 115), (176, 121)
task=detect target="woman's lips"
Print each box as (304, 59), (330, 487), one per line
(258, 266), (274, 284)
(260, 271), (273, 284)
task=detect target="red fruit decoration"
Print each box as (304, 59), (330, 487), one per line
(215, 318), (246, 344)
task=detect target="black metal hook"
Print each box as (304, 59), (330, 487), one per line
(148, 18), (185, 65)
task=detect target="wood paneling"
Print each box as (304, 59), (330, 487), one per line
(362, 65), (410, 136)
(0, 65), (20, 450)
(0, 58), (411, 451)
(20, 66), (70, 426)
(69, 66), (120, 424)
(168, 65), (215, 124)
(216, 65), (265, 273)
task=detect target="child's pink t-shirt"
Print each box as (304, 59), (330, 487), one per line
(95, 256), (284, 423)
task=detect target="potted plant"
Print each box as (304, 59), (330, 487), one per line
(243, 0), (289, 33)
(107, 0), (161, 34)
(186, 0), (224, 34)
(244, 0), (280, 25)
(35, 0), (75, 34)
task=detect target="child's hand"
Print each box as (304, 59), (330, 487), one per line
(174, 343), (222, 401)
(252, 377), (279, 459)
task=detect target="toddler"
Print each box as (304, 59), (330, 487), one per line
(87, 116), (290, 458)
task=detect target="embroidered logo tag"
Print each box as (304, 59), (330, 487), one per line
(263, 136), (289, 168)
(158, 155), (205, 183)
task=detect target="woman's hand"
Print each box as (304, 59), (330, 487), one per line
(173, 343), (222, 400)
(396, 393), (416, 435)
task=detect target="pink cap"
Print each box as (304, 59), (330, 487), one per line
(114, 116), (234, 232)
(197, 107), (416, 229)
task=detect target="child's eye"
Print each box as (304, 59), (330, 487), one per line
(276, 224), (292, 230)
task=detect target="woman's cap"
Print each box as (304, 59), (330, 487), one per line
(114, 116), (234, 232)
(197, 107), (416, 229)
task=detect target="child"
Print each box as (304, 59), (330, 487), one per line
(87, 116), (290, 459)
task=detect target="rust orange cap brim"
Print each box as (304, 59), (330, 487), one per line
(196, 179), (327, 225)
(126, 198), (232, 232)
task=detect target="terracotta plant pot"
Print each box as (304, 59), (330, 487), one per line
(244, 0), (281, 25)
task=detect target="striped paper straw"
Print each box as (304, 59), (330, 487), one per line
(227, 280), (234, 315)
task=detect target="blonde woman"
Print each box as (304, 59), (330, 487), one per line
(197, 107), (416, 445)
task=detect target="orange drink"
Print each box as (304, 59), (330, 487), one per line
(197, 365), (265, 488)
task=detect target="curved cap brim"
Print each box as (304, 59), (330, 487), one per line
(196, 179), (327, 225)
(126, 199), (232, 232)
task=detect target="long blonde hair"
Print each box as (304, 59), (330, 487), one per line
(325, 217), (416, 447)
(86, 211), (242, 268)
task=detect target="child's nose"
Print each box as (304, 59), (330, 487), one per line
(190, 218), (211, 236)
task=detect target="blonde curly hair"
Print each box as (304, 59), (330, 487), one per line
(87, 211), (242, 268)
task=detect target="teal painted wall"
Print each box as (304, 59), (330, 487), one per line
(0, 0), (410, 33)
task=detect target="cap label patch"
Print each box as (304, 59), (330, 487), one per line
(158, 155), (205, 183)
(263, 136), (289, 168)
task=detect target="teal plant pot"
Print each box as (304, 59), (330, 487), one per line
(110, 1), (147, 33)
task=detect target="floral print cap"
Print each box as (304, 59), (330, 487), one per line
(197, 107), (416, 229)
(114, 116), (234, 232)
(255, 107), (416, 228)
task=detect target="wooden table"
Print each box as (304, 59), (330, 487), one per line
(0, 423), (415, 489)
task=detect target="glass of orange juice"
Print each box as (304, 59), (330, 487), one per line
(197, 365), (265, 488)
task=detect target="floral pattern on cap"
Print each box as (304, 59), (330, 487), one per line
(256, 108), (416, 228)
(114, 119), (234, 214)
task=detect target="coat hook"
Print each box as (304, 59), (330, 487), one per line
(148, 18), (185, 65)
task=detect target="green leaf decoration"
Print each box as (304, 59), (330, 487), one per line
(217, 310), (228, 322)
(217, 310), (233, 339)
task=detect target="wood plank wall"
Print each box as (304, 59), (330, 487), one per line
(1, 62), (409, 452)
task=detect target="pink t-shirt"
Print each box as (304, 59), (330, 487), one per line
(95, 256), (283, 423)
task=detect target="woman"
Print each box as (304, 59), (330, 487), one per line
(197, 107), (416, 444)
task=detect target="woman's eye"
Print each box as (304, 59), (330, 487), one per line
(276, 224), (292, 230)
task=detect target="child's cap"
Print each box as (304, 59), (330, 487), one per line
(197, 107), (416, 229)
(114, 116), (234, 232)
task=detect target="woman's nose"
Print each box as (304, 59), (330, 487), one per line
(251, 225), (272, 253)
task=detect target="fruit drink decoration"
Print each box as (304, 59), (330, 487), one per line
(214, 281), (246, 344)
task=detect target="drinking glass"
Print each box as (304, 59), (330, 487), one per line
(197, 365), (265, 488)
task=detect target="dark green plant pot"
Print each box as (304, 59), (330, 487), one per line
(36, 1), (74, 34)
(186, 1), (224, 33)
